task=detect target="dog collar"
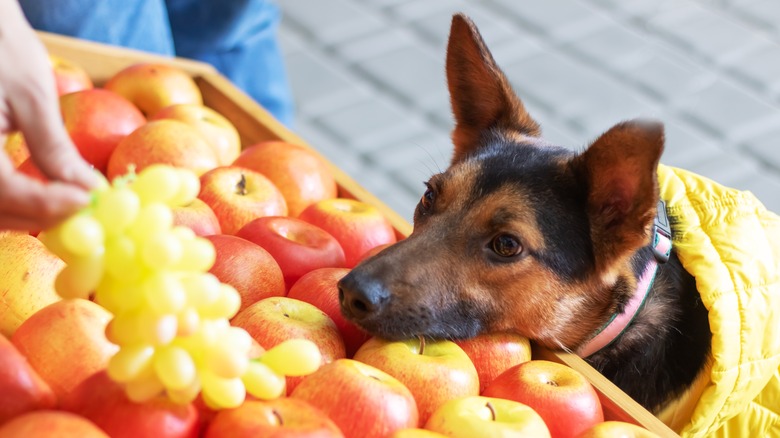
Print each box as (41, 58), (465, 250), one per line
(576, 201), (672, 358)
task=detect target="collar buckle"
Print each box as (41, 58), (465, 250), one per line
(652, 200), (672, 264)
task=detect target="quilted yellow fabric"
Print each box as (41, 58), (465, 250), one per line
(656, 165), (780, 437)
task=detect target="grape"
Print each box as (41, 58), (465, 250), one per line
(260, 339), (322, 377)
(107, 345), (155, 383)
(60, 215), (104, 257)
(132, 164), (181, 205)
(242, 361), (286, 400)
(93, 187), (140, 236)
(153, 346), (197, 391)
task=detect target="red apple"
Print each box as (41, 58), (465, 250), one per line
(204, 235), (285, 312)
(453, 332), (532, 393)
(482, 360), (604, 438)
(577, 421), (660, 438)
(104, 63), (203, 117)
(290, 359), (418, 438)
(0, 333), (57, 424)
(288, 268), (369, 357)
(231, 297), (346, 394)
(59, 88), (146, 173)
(299, 198), (397, 268)
(205, 398), (344, 438)
(50, 55), (93, 96)
(11, 299), (118, 400)
(424, 395), (550, 438)
(16, 157), (48, 182)
(198, 166), (287, 235)
(172, 198), (222, 236)
(0, 233), (64, 337)
(0, 410), (108, 437)
(358, 242), (394, 264)
(3, 132), (30, 168)
(232, 141), (337, 217)
(62, 371), (199, 438)
(236, 216), (345, 288)
(152, 104), (241, 166)
(353, 337), (479, 424)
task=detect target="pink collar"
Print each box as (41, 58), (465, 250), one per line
(576, 201), (673, 358)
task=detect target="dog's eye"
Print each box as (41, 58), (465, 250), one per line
(491, 234), (522, 257)
(420, 185), (435, 211)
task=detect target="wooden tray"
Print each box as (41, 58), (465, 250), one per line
(39, 31), (679, 437)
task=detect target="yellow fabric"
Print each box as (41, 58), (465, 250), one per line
(654, 164), (780, 437)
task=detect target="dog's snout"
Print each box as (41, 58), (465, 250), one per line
(338, 271), (391, 320)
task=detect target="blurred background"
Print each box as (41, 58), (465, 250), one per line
(276, 0), (780, 222)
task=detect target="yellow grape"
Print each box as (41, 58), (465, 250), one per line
(242, 361), (286, 400)
(166, 378), (201, 405)
(176, 308), (200, 337)
(200, 372), (245, 409)
(95, 276), (142, 314)
(54, 251), (104, 299)
(104, 235), (143, 282)
(142, 272), (186, 315)
(60, 214), (104, 257)
(169, 168), (200, 207)
(170, 225), (196, 241)
(127, 204), (174, 243)
(37, 229), (75, 263)
(260, 339), (322, 377)
(125, 373), (165, 403)
(137, 312), (178, 346)
(107, 344), (155, 383)
(205, 342), (250, 379)
(140, 233), (183, 269)
(176, 237), (215, 272)
(132, 164), (181, 206)
(153, 346), (197, 391)
(93, 186), (140, 236)
(199, 284), (241, 319)
(181, 273), (221, 309)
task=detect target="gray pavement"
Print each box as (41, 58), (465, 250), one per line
(277, 0), (780, 222)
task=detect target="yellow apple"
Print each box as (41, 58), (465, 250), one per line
(151, 104), (241, 166)
(425, 395), (550, 438)
(578, 421), (661, 438)
(104, 63), (202, 117)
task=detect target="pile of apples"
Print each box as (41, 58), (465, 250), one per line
(0, 55), (661, 437)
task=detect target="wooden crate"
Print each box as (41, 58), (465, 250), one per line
(40, 31), (679, 437)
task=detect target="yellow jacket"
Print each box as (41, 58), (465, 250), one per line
(655, 165), (780, 437)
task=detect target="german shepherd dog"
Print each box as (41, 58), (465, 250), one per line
(338, 14), (711, 414)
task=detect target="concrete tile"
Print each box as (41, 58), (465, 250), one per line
(732, 172), (780, 214)
(726, 42), (780, 97)
(365, 131), (454, 187)
(562, 21), (654, 70)
(744, 126), (780, 171)
(281, 0), (387, 44)
(335, 28), (418, 62)
(402, 2), (519, 48)
(682, 151), (764, 189)
(657, 122), (724, 168)
(624, 48), (716, 103)
(484, 0), (612, 41)
(586, 0), (685, 18)
(734, 0), (780, 33)
(277, 22), (305, 55)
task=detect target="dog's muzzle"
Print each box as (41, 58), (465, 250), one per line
(337, 269), (391, 321)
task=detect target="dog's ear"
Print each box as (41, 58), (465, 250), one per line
(446, 13), (540, 163)
(573, 119), (664, 277)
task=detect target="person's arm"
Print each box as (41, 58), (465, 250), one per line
(0, 0), (96, 231)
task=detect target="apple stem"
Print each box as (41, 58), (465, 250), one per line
(272, 409), (284, 426)
(418, 335), (425, 355)
(236, 173), (248, 195)
(486, 402), (497, 422)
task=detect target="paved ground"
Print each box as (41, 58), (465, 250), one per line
(277, 0), (780, 222)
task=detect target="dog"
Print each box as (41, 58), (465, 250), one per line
(338, 14), (780, 436)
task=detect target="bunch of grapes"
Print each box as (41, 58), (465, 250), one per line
(39, 164), (321, 409)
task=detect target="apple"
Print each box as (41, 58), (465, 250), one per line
(0, 333), (57, 424)
(391, 429), (448, 438)
(353, 337), (479, 424)
(59, 88), (146, 173)
(172, 198), (222, 236)
(205, 398), (344, 438)
(290, 359), (418, 438)
(287, 268), (370, 357)
(3, 132), (30, 167)
(232, 141), (337, 217)
(11, 299), (118, 400)
(453, 332), (532, 393)
(204, 235), (285, 312)
(50, 54), (93, 96)
(198, 166), (287, 235)
(424, 395), (550, 438)
(358, 242), (394, 264)
(16, 157), (48, 182)
(0, 410), (108, 437)
(482, 360), (604, 438)
(0, 233), (64, 337)
(299, 198), (397, 268)
(577, 421), (661, 437)
(231, 297), (345, 394)
(152, 104), (241, 166)
(107, 119), (219, 180)
(62, 371), (199, 438)
(235, 216), (345, 288)
(104, 63), (203, 116)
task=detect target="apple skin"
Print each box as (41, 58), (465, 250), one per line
(232, 141), (337, 217)
(204, 235), (285, 312)
(107, 119), (219, 180)
(390, 429), (448, 438)
(424, 395), (551, 438)
(290, 359), (419, 438)
(236, 216), (346, 289)
(0, 410), (108, 437)
(3, 132), (30, 168)
(62, 371), (199, 438)
(453, 332), (532, 393)
(10, 299), (118, 400)
(59, 88), (146, 173)
(205, 398), (344, 438)
(231, 297), (346, 394)
(152, 104), (241, 166)
(482, 360), (604, 438)
(353, 337), (479, 424)
(0, 333), (57, 425)
(104, 63), (203, 117)
(287, 268), (370, 357)
(50, 55), (93, 96)
(171, 198), (222, 236)
(0, 233), (65, 337)
(299, 198), (397, 268)
(198, 166), (288, 235)
(576, 421), (661, 438)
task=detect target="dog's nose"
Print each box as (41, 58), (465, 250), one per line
(338, 270), (391, 320)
